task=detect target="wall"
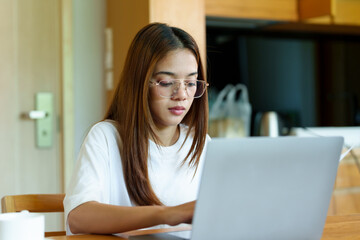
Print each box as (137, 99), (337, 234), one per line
(73, 0), (106, 161)
(0, 0), (18, 209)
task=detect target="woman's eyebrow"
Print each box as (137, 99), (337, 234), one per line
(153, 71), (198, 77)
(187, 72), (198, 77)
(153, 71), (175, 76)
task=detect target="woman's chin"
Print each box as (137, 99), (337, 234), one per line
(156, 118), (184, 128)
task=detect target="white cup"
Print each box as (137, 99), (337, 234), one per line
(0, 210), (44, 240)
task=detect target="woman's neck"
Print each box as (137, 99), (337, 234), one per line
(152, 125), (180, 147)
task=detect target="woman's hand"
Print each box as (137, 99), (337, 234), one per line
(161, 201), (196, 226)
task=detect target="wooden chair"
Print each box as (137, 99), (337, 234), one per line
(1, 194), (66, 237)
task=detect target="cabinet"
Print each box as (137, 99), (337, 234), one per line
(205, 0), (360, 25)
(305, 0), (360, 25)
(205, 0), (332, 21)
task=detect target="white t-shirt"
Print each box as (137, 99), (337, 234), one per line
(64, 120), (209, 234)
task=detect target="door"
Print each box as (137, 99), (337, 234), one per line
(0, 0), (63, 231)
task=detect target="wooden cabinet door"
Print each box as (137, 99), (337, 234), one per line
(205, 0), (332, 21)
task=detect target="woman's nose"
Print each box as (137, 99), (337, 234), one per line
(172, 83), (188, 100)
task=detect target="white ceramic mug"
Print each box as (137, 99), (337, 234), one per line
(0, 210), (44, 240)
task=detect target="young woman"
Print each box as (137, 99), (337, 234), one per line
(64, 22), (210, 235)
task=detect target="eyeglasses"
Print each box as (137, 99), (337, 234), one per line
(150, 79), (209, 99)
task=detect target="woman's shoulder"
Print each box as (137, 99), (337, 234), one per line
(91, 120), (118, 132)
(86, 120), (120, 143)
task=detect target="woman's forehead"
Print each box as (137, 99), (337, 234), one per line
(153, 49), (198, 77)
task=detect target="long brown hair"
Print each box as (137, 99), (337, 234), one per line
(104, 23), (208, 206)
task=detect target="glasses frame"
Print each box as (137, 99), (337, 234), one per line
(150, 79), (209, 99)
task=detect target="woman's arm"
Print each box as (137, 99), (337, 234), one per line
(68, 201), (195, 234)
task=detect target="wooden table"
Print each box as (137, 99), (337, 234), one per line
(321, 214), (360, 240)
(46, 214), (360, 239)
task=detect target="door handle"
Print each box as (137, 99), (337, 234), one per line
(21, 93), (53, 148)
(21, 110), (48, 120)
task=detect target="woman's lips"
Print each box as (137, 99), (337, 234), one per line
(169, 106), (186, 116)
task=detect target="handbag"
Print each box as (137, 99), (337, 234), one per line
(209, 84), (252, 138)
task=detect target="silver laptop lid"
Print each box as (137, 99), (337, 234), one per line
(191, 136), (343, 240)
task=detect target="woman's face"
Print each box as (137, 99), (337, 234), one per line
(149, 48), (198, 129)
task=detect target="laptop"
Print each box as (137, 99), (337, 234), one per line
(130, 136), (344, 240)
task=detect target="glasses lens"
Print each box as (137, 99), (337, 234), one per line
(194, 80), (206, 98)
(156, 80), (207, 98)
(157, 80), (176, 98)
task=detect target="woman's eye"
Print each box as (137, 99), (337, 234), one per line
(159, 80), (174, 87)
(186, 80), (197, 87)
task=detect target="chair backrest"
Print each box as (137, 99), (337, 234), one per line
(1, 194), (66, 237)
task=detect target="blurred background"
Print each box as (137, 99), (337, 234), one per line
(207, 19), (360, 130)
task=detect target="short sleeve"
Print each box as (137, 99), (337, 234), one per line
(63, 123), (112, 232)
